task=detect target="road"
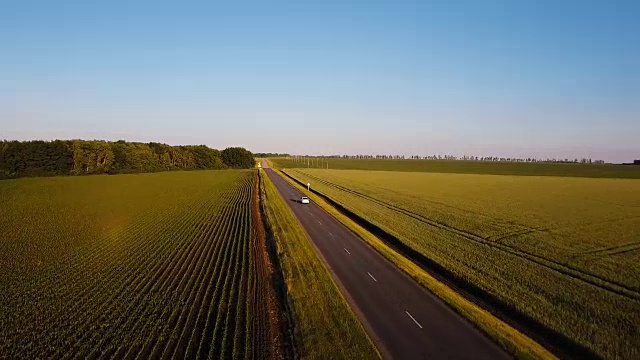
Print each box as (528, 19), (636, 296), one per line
(262, 161), (512, 360)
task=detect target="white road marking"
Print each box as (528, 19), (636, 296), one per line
(343, 248), (351, 255)
(367, 272), (378, 282)
(405, 311), (423, 329)
(328, 231), (333, 236)
(317, 220), (322, 225)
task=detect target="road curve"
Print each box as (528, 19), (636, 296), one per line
(262, 161), (512, 360)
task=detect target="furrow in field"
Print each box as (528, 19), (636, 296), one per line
(150, 182), (246, 360)
(42, 196), (192, 358)
(94, 187), (235, 359)
(5, 199), (171, 350)
(0, 172), (258, 359)
(190, 176), (253, 360)
(154, 219), (226, 360)
(222, 179), (252, 358)
(245, 202), (257, 360)
(62, 187), (228, 359)
(233, 207), (251, 359)
(579, 240), (640, 257)
(6, 187), (208, 309)
(180, 209), (239, 359)
(167, 179), (250, 359)
(208, 222), (240, 359)
(160, 216), (230, 359)
(220, 187), (251, 359)
(133, 182), (245, 360)
(206, 181), (251, 359)
(80, 190), (232, 358)
(192, 195), (244, 360)
(490, 214), (640, 243)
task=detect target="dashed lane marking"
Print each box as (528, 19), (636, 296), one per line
(405, 311), (423, 329)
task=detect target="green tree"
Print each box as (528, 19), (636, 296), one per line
(70, 140), (114, 174)
(221, 147), (254, 169)
(109, 141), (161, 174)
(184, 145), (224, 169)
(0, 140), (73, 178)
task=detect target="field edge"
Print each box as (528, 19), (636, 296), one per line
(250, 170), (294, 359)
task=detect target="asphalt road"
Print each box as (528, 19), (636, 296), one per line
(262, 161), (512, 360)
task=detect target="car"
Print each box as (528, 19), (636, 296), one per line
(301, 196), (310, 204)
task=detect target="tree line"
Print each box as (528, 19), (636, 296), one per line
(289, 154), (606, 164)
(0, 140), (255, 179)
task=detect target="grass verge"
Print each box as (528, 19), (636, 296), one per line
(269, 164), (556, 360)
(258, 169), (380, 359)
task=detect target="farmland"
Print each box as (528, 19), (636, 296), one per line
(0, 170), (282, 359)
(271, 157), (640, 178)
(283, 168), (640, 359)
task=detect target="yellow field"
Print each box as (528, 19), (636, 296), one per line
(285, 168), (640, 359)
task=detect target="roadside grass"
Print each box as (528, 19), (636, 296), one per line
(258, 169), (380, 359)
(270, 157), (640, 179)
(267, 165), (556, 360)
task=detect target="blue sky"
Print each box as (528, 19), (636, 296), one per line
(1, 1), (638, 162)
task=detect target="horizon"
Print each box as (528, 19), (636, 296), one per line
(1, 135), (637, 164)
(3, 137), (634, 164)
(2, 1), (639, 163)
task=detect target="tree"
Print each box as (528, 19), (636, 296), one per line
(221, 147), (254, 169)
(0, 139), (236, 179)
(184, 145), (224, 169)
(0, 140), (73, 178)
(70, 140), (114, 174)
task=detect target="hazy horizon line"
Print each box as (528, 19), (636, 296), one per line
(3, 136), (637, 164)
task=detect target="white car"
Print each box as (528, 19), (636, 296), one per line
(301, 196), (310, 204)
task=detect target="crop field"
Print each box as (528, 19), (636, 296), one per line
(284, 168), (640, 359)
(271, 157), (640, 178)
(0, 170), (277, 359)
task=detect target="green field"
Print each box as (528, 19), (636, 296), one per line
(272, 157), (640, 178)
(0, 170), (271, 359)
(284, 168), (640, 359)
(259, 169), (379, 359)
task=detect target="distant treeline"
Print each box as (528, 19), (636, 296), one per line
(0, 140), (255, 179)
(289, 154), (606, 164)
(254, 152), (290, 157)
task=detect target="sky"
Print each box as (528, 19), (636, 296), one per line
(1, 1), (638, 162)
